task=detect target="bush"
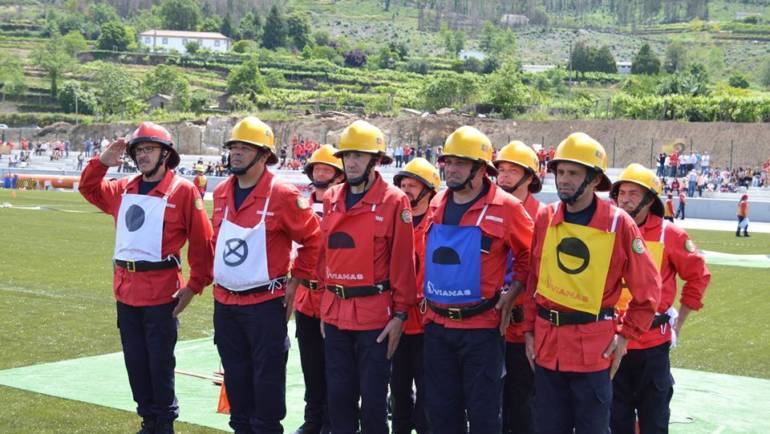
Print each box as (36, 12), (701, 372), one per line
(232, 40), (258, 54)
(728, 72), (750, 89)
(343, 49), (367, 68)
(406, 59), (430, 75)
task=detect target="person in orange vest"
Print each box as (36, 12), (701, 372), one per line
(493, 140), (545, 434)
(736, 194), (749, 237)
(391, 157), (441, 434)
(211, 117), (321, 433)
(664, 193), (674, 222)
(422, 126), (533, 434)
(522, 133), (661, 434)
(611, 163), (710, 434)
(79, 122), (214, 434)
(675, 190), (686, 220)
(317, 120), (417, 434)
(193, 164), (208, 199)
(293, 144), (345, 434)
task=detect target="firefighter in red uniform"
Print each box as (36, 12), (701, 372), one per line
(736, 194), (749, 237)
(493, 140), (545, 434)
(523, 132), (662, 434)
(422, 126), (533, 434)
(611, 163), (710, 434)
(211, 117), (321, 433)
(317, 120), (417, 434)
(293, 144), (345, 434)
(79, 122), (214, 434)
(664, 193), (674, 222)
(391, 157), (441, 434)
(193, 164), (208, 198)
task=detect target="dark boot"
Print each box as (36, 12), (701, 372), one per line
(154, 420), (174, 434)
(744, 230), (750, 237)
(736, 230), (742, 237)
(136, 417), (156, 434)
(293, 422), (322, 434)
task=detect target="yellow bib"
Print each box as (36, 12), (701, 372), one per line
(616, 220), (667, 311)
(537, 204), (620, 315)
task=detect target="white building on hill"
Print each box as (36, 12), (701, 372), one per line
(138, 30), (231, 54)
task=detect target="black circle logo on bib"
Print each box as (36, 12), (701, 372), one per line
(125, 205), (145, 232)
(223, 238), (248, 266)
(432, 246), (461, 265)
(556, 237), (590, 275)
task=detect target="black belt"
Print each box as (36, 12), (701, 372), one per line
(220, 276), (288, 296)
(326, 281), (390, 299)
(511, 305), (524, 324)
(537, 305), (615, 326)
(301, 279), (320, 290)
(114, 256), (180, 272)
(650, 313), (671, 329)
(428, 293), (500, 321)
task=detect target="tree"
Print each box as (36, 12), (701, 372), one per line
(220, 14), (234, 38)
(97, 21), (132, 51)
(0, 55), (26, 100)
(657, 63), (710, 96)
(58, 80), (97, 114)
(728, 72), (750, 89)
(287, 11), (311, 50)
(90, 62), (144, 116)
(159, 0), (202, 31)
(184, 40), (200, 54)
(200, 16), (223, 33)
(237, 10), (262, 41)
(420, 72), (480, 111)
(485, 61), (530, 118)
(88, 3), (119, 26)
(144, 65), (191, 111)
(593, 46), (617, 73)
(570, 40), (591, 76)
(33, 33), (75, 96)
(632, 43), (661, 75)
(262, 5), (287, 49)
(61, 31), (88, 57)
(664, 41), (688, 73)
(227, 56), (267, 98)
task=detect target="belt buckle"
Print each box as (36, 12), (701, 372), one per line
(548, 309), (560, 326)
(126, 260), (136, 272)
(331, 284), (346, 299)
(448, 307), (462, 321)
(308, 280), (318, 290)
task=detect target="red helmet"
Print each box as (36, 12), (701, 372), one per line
(127, 122), (180, 169)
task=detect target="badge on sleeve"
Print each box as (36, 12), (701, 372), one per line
(297, 197), (310, 210)
(684, 239), (696, 253)
(400, 209), (412, 224)
(632, 238), (645, 254)
(194, 198), (204, 210)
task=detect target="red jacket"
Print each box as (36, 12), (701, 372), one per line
(295, 191), (325, 318)
(423, 179), (534, 330)
(665, 199), (674, 217)
(211, 171), (321, 305)
(506, 193), (545, 343)
(738, 199), (748, 217)
(79, 157), (214, 306)
(624, 214), (709, 350)
(523, 197), (661, 373)
(318, 172), (417, 331)
(404, 208), (432, 335)
(193, 174), (208, 195)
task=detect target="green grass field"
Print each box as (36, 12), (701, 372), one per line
(0, 189), (768, 433)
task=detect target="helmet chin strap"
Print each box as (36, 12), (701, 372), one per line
(558, 170), (596, 205)
(447, 161), (480, 192)
(499, 172), (531, 194)
(627, 191), (654, 218)
(410, 185), (431, 208)
(229, 148), (263, 175)
(346, 156), (377, 189)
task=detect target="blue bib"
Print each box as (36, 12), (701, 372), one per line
(424, 223), (482, 305)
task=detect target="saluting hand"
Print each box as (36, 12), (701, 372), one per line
(99, 138), (127, 167)
(377, 317), (405, 359)
(283, 277), (300, 322)
(603, 333), (629, 379)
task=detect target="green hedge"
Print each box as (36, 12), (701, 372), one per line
(611, 93), (770, 122)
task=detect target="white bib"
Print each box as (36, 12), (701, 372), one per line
(213, 182), (273, 291)
(113, 177), (180, 262)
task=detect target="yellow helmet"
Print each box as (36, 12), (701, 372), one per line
(494, 140), (542, 193)
(548, 132), (610, 191)
(611, 163), (664, 217)
(304, 144), (343, 176)
(438, 126), (497, 176)
(195, 164), (205, 172)
(335, 120), (393, 165)
(393, 157), (441, 193)
(225, 116), (278, 165)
